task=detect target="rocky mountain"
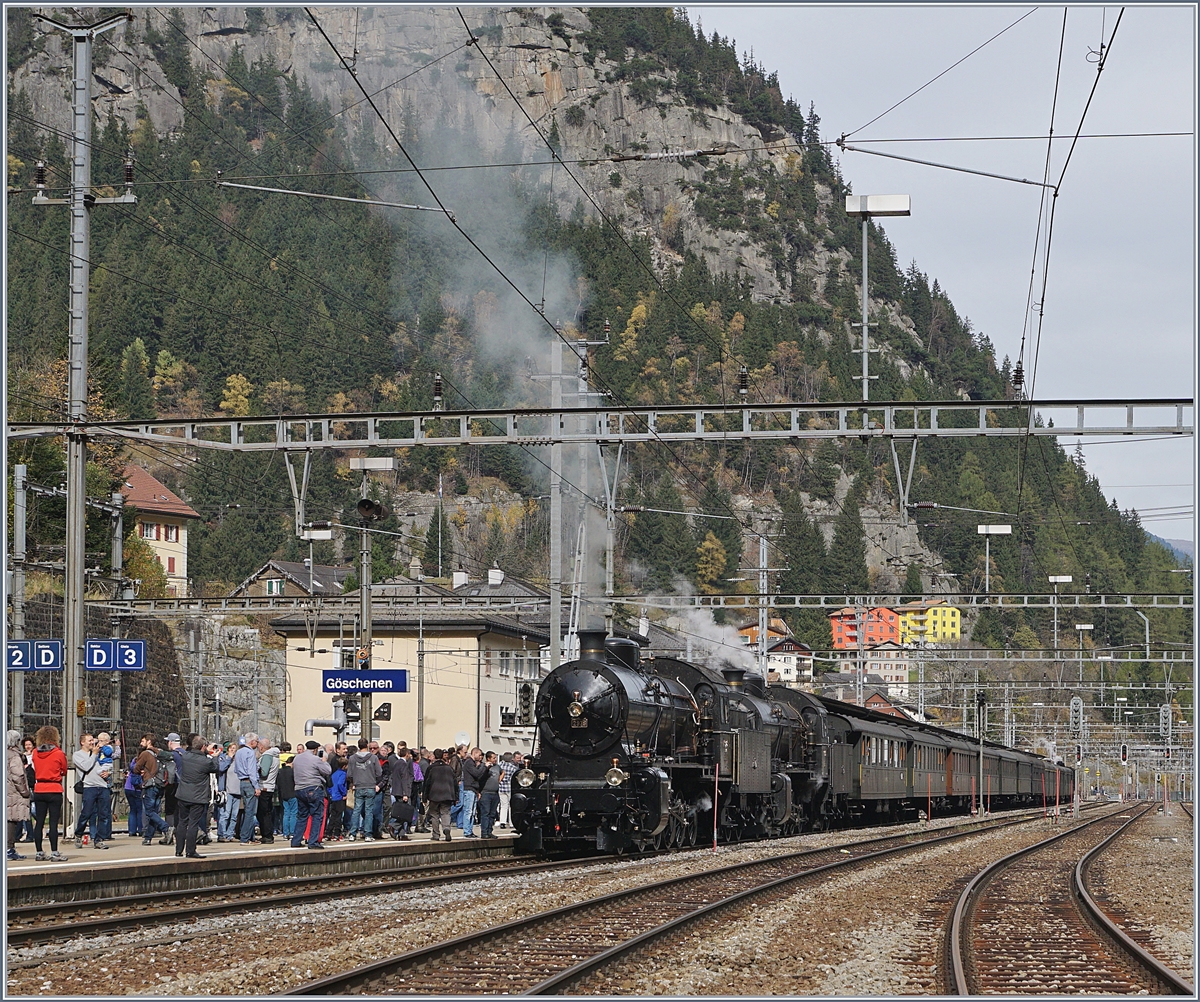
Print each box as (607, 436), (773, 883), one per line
(7, 7), (1188, 656)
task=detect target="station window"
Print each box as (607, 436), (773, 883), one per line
(265, 578), (283, 595)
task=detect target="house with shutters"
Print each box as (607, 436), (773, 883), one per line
(119, 465), (200, 597)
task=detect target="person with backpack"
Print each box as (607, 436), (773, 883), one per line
(326, 756), (348, 841)
(277, 746), (297, 840)
(133, 734), (170, 845)
(124, 735), (147, 838)
(257, 737), (280, 843)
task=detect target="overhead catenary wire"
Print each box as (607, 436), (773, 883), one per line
(842, 7), (1040, 139)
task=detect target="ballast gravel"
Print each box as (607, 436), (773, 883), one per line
(1089, 805), (1195, 982)
(2, 808), (1058, 996)
(572, 815), (1077, 996)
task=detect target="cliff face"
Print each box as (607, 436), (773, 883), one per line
(9, 6), (840, 303)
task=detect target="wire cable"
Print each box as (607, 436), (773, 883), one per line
(842, 8), (1039, 139)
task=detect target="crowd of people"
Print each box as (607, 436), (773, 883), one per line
(4, 725), (526, 860)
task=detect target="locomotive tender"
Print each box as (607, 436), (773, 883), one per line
(511, 631), (1075, 853)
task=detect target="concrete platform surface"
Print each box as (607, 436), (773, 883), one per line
(5, 827), (521, 905)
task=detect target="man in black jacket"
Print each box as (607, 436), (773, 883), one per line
(423, 750), (457, 842)
(175, 735), (219, 859)
(387, 746), (414, 840)
(460, 748), (488, 839)
(479, 751), (502, 839)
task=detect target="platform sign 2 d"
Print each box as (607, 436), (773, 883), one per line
(6, 639), (64, 671)
(85, 639), (147, 671)
(322, 669), (408, 694)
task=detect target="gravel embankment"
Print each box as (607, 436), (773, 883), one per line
(573, 813), (1099, 996)
(1089, 805), (1195, 981)
(6, 810), (1036, 997)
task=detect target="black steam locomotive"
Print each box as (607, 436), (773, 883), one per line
(510, 631), (1075, 854)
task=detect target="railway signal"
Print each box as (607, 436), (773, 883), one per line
(1075, 744), (1083, 765)
(1120, 743), (1128, 763)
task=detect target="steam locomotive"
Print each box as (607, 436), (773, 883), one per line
(510, 631), (1075, 854)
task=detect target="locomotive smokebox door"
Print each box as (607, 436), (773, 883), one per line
(735, 730), (772, 794)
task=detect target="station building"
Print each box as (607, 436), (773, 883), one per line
(270, 602), (548, 758)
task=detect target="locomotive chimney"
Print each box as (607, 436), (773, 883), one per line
(743, 671), (766, 697)
(579, 630), (607, 661)
(722, 667), (747, 689)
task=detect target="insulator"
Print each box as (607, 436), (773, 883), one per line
(555, 318), (563, 335)
(603, 319), (611, 336)
(123, 158), (134, 187)
(738, 364), (749, 397)
(1012, 360), (1024, 389)
(35, 160), (46, 189)
(432, 372), (444, 410)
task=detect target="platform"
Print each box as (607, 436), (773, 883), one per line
(5, 828), (520, 906)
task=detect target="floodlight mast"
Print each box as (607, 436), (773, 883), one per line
(844, 195), (910, 403)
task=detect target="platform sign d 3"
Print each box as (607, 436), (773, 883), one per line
(85, 639), (147, 671)
(6, 639), (64, 670)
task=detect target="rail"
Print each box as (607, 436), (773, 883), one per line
(1073, 812), (1195, 995)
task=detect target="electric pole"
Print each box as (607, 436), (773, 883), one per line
(31, 12), (135, 812)
(11, 465), (28, 733)
(549, 340), (563, 670)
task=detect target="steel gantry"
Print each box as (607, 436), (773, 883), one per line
(9, 397), (1193, 450)
(82, 591), (1192, 616)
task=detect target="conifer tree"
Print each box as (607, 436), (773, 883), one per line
(827, 478), (869, 594)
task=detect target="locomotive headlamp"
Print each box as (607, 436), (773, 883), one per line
(605, 767), (629, 786)
(568, 700), (585, 718)
(515, 768), (536, 788)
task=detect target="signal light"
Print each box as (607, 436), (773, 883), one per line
(1164, 746), (1171, 760)
(518, 682), (534, 726)
(1120, 743), (1128, 763)
(1075, 744), (1082, 764)
(343, 698), (361, 722)
(373, 702), (392, 721)
(357, 498), (390, 521)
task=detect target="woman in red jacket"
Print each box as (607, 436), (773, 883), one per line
(32, 725), (69, 861)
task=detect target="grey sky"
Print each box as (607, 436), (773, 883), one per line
(691, 4), (1195, 545)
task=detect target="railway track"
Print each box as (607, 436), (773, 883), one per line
(283, 813), (1044, 995)
(5, 853), (588, 948)
(949, 803), (1195, 995)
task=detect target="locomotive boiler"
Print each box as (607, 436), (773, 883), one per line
(511, 630), (829, 853)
